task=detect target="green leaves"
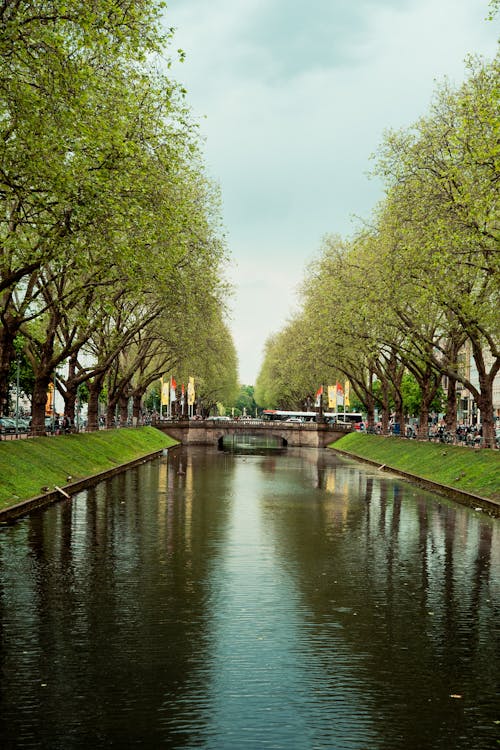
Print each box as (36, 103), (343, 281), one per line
(0, 0), (236, 421)
(256, 54), (499, 443)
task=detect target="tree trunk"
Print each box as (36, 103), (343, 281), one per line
(87, 374), (105, 432)
(106, 400), (117, 428)
(383, 350), (405, 435)
(476, 387), (495, 448)
(0, 323), (15, 416)
(393, 389), (404, 435)
(64, 380), (78, 425)
(119, 395), (128, 425)
(442, 331), (465, 433)
(365, 403), (375, 428)
(380, 381), (391, 433)
(62, 355), (78, 424)
(419, 402), (430, 440)
(133, 392), (143, 424)
(377, 370), (395, 434)
(415, 375), (440, 440)
(469, 338), (498, 449)
(31, 375), (51, 435)
(445, 377), (457, 433)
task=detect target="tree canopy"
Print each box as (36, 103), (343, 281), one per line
(256, 53), (499, 446)
(0, 0), (237, 428)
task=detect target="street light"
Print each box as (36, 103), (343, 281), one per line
(76, 384), (81, 432)
(15, 355), (20, 436)
(52, 368), (57, 433)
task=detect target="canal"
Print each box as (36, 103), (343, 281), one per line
(0, 446), (498, 749)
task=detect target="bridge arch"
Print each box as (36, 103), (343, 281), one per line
(216, 431), (288, 450)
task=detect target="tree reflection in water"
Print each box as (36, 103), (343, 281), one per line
(0, 446), (497, 749)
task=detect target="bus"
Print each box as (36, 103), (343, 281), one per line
(261, 410), (317, 422)
(324, 412), (364, 426)
(262, 410), (364, 425)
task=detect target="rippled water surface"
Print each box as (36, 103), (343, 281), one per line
(0, 446), (498, 749)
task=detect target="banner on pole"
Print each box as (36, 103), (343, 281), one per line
(336, 381), (344, 408)
(344, 380), (350, 407)
(160, 377), (169, 406)
(187, 377), (195, 406)
(327, 385), (336, 409)
(315, 385), (323, 407)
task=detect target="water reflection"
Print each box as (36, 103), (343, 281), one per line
(256, 453), (499, 749)
(220, 433), (285, 453)
(0, 447), (498, 749)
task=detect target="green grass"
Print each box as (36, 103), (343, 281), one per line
(332, 432), (500, 501)
(0, 427), (178, 510)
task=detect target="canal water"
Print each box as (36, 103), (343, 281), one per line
(0, 446), (498, 750)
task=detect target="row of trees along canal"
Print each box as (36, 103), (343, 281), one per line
(0, 1), (239, 433)
(255, 54), (499, 448)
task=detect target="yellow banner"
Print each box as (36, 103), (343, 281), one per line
(160, 377), (169, 406)
(327, 385), (336, 409)
(344, 380), (350, 407)
(187, 376), (195, 406)
(45, 382), (54, 415)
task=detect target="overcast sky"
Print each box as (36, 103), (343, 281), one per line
(164, 0), (498, 385)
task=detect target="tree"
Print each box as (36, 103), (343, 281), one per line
(297, 234), (406, 431)
(255, 314), (330, 411)
(184, 318), (239, 416)
(254, 56), (498, 446)
(232, 385), (257, 417)
(373, 55), (499, 445)
(1, 1), (234, 431)
(0, 1), (174, 411)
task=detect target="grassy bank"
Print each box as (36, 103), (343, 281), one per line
(332, 432), (500, 502)
(0, 427), (178, 511)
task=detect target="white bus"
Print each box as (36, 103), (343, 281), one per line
(262, 410), (364, 425)
(324, 412), (364, 425)
(261, 410), (317, 422)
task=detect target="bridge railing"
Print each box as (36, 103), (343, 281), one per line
(157, 418), (353, 431)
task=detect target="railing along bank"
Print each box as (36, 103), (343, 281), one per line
(1, 418), (497, 449)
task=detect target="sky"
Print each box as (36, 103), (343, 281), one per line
(163, 0), (498, 385)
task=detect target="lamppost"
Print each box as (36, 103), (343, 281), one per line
(76, 384), (81, 432)
(52, 368), (58, 433)
(15, 354), (20, 435)
(472, 401), (478, 427)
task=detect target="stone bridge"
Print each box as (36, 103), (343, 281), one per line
(155, 419), (352, 449)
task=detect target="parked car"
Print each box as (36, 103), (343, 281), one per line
(0, 417), (17, 434)
(15, 417), (30, 433)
